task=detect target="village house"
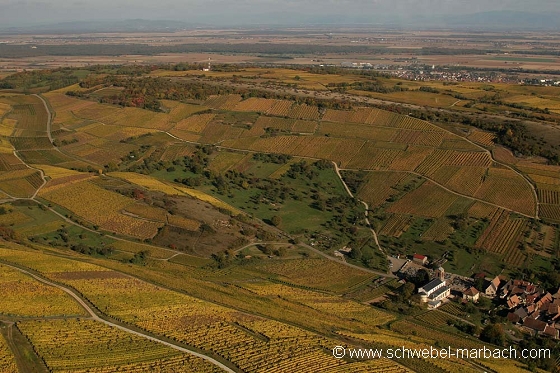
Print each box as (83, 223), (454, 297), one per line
(462, 287), (480, 303)
(485, 276), (501, 296)
(412, 253), (427, 265)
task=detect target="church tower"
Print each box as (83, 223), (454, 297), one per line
(435, 266), (445, 282)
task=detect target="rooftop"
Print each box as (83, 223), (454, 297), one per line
(463, 287), (479, 296)
(429, 285), (450, 300)
(420, 278), (444, 294)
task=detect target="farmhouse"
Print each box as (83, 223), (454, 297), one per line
(485, 276), (501, 296)
(412, 253), (428, 265)
(462, 287), (480, 303)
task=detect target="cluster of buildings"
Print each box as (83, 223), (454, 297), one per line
(503, 280), (560, 339)
(521, 78), (560, 86)
(338, 62), (519, 84)
(390, 68), (516, 84)
(409, 253), (559, 339)
(340, 61), (373, 69)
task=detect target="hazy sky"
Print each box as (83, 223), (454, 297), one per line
(1, 0), (558, 26)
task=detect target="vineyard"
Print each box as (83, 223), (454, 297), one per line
(0, 264), (86, 317)
(160, 143), (196, 161)
(474, 168), (536, 216)
(422, 218), (454, 242)
(540, 204), (560, 222)
(392, 129), (445, 147)
(172, 113), (215, 133)
(339, 329), (432, 350)
(0, 247), (113, 274)
(318, 122), (397, 141)
(248, 258), (378, 292)
(252, 116), (295, 132)
(467, 130), (496, 147)
(108, 172), (182, 195)
(475, 210), (528, 266)
(438, 302), (467, 318)
(266, 100), (293, 117)
(233, 97), (278, 113)
(355, 172), (408, 208)
(389, 320), (485, 350)
(346, 146), (401, 170)
(444, 166), (487, 196)
(468, 202), (498, 219)
(415, 150), (492, 176)
(387, 181), (458, 218)
(167, 214), (201, 231)
(199, 122), (244, 144)
(107, 171), (240, 214)
(0, 95), (48, 136)
(37, 89), (542, 218)
(379, 214), (413, 237)
(39, 179), (164, 239)
(123, 202), (168, 222)
(0, 68), (557, 373)
(208, 152), (247, 173)
(0, 333), (17, 373)
(341, 327), (479, 372)
(528, 169), (560, 222)
(17, 319), (220, 373)
(0, 102), (10, 117)
(109, 241), (175, 260)
(292, 120), (317, 133)
(0, 248), (396, 373)
(204, 94), (242, 110)
(0, 117), (16, 137)
(243, 282), (394, 326)
(0, 206), (32, 226)
(414, 310), (455, 328)
(286, 103), (320, 120)
(0, 168), (43, 198)
(163, 100), (209, 121)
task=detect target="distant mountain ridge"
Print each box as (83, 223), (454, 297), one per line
(0, 11), (558, 33)
(0, 19), (201, 34)
(441, 11), (560, 30)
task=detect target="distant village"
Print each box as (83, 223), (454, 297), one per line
(338, 61), (560, 86)
(395, 253), (559, 340)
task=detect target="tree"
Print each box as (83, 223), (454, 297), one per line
(270, 215), (282, 227)
(259, 244), (273, 255)
(480, 323), (505, 346)
(349, 247), (362, 260)
(275, 247), (287, 257)
(473, 277), (486, 292)
(398, 282), (416, 301)
(413, 269), (430, 287)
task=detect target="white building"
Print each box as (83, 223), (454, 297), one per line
(485, 276), (501, 297)
(418, 278), (451, 303)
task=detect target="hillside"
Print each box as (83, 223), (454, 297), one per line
(0, 66), (558, 372)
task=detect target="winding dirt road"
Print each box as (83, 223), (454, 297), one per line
(1, 262), (235, 373)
